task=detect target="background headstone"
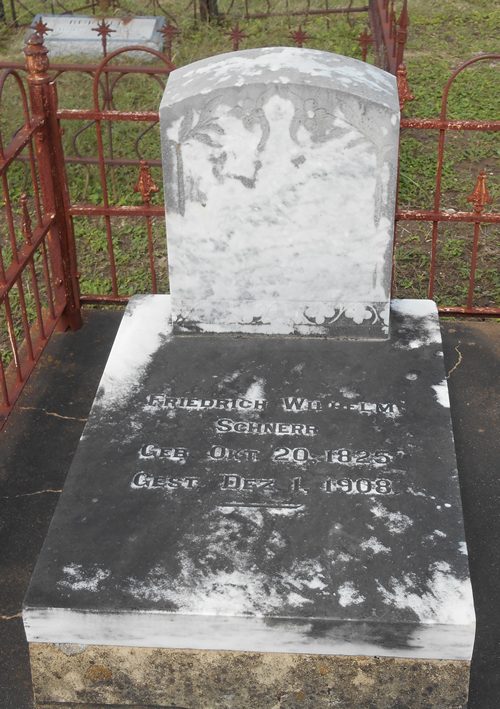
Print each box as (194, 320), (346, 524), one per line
(29, 15), (166, 57)
(161, 48), (400, 338)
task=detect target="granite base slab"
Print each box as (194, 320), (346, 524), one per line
(24, 295), (474, 706)
(30, 643), (469, 708)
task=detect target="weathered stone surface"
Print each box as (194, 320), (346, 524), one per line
(160, 48), (400, 338)
(31, 643), (470, 708)
(24, 296), (474, 664)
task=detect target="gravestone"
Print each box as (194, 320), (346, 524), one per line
(24, 48), (474, 709)
(161, 49), (399, 338)
(29, 15), (166, 57)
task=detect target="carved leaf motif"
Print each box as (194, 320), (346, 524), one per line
(193, 133), (220, 147)
(206, 123), (225, 135)
(178, 109), (194, 142)
(178, 103), (226, 147)
(302, 305), (380, 327)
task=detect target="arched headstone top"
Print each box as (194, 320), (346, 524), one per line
(161, 47), (399, 111)
(160, 48), (400, 338)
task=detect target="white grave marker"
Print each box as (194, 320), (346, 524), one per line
(161, 48), (400, 338)
(29, 14), (166, 57)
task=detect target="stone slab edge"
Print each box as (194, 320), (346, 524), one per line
(22, 296), (475, 663)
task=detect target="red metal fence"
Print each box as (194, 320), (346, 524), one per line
(0, 35), (82, 428)
(367, 0), (407, 73)
(3, 1), (407, 71)
(0, 21), (498, 429)
(396, 54), (499, 317)
(215, 0), (368, 22)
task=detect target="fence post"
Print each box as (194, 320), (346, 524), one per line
(24, 33), (82, 331)
(396, 0), (408, 69)
(199, 0), (219, 22)
(8, 0), (16, 26)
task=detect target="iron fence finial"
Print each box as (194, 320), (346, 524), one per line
(24, 33), (50, 81)
(160, 23), (180, 62)
(358, 27), (373, 63)
(33, 19), (52, 37)
(467, 171), (492, 214)
(290, 26), (309, 49)
(396, 0), (409, 67)
(134, 160), (159, 205)
(398, 0), (409, 31)
(92, 18), (116, 56)
(227, 22), (247, 52)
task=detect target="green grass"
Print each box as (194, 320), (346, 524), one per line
(388, 0), (499, 305)
(0, 0), (498, 372)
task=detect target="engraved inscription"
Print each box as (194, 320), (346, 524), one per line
(132, 473), (199, 489)
(137, 445), (401, 465)
(215, 418), (318, 436)
(146, 395), (267, 410)
(130, 473), (394, 495)
(323, 478), (393, 494)
(145, 393), (401, 417)
(281, 397), (400, 415)
(272, 447), (398, 465)
(133, 390), (405, 503)
(139, 445), (189, 461)
(208, 445), (260, 462)
(220, 475), (276, 491)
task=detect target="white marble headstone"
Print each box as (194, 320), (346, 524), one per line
(30, 15), (166, 57)
(160, 47), (400, 338)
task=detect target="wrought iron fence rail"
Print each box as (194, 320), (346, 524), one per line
(396, 211), (498, 225)
(0, 61), (172, 77)
(64, 155), (162, 166)
(0, 119), (43, 169)
(0, 300), (64, 412)
(243, 5), (368, 19)
(0, 216), (54, 296)
(438, 307), (498, 316)
(57, 108), (161, 122)
(69, 204), (164, 216)
(401, 118), (500, 131)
